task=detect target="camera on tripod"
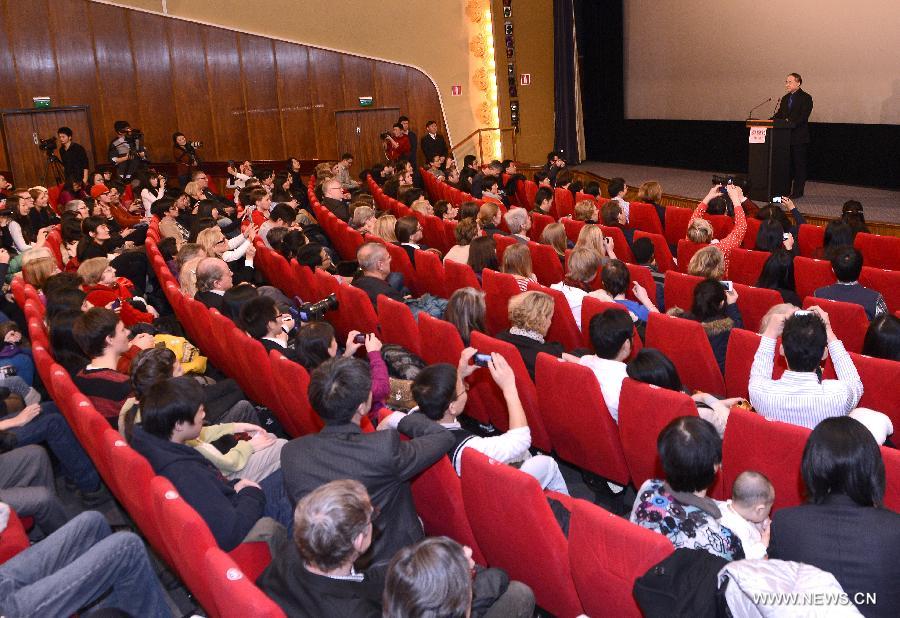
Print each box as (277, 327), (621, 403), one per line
(38, 137), (57, 152)
(124, 128), (144, 147)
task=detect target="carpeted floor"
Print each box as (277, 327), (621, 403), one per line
(576, 161), (900, 224)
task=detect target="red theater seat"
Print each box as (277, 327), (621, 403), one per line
(645, 312), (726, 395)
(729, 248), (770, 286)
(793, 256), (836, 300)
(854, 232), (900, 271)
(802, 296), (868, 354)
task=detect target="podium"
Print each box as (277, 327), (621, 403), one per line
(745, 119), (791, 202)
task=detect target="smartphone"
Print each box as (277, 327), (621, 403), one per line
(794, 310), (811, 317)
(720, 280), (733, 292)
(353, 333), (366, 344)
(783, 233), (791, 241)
(772, 196), (782, 203)
(110, 298), (121, 310)
(473, 352), (492, 367)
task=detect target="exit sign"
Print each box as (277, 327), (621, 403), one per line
(520, 74), (531, 86)
(358, 96), (373, 107)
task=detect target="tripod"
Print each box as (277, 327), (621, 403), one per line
(42, 151), (65, 187)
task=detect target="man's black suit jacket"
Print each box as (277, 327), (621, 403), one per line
(768, 494), (900, 617)
(421, 133), (448, 163)
(195, 290), (225, 313)
(773, 88), (813, 144)
(323, 196), (350, 222)
(281, 414), (454, 565)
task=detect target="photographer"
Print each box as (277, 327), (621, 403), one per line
(172, 132), (202, 187)
(107, 120), (147, 180)
(57, 127), (90, 185)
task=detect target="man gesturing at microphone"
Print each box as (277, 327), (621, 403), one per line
(772, 73), (813, 198)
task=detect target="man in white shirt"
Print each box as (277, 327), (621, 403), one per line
(563, 308), (633, 423)
(381, 349), (568, 494)
(607, 177), (630, 222)
(748, 305), (863, 429)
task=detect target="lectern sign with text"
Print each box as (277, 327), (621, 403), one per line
(748, 126), (767, 144)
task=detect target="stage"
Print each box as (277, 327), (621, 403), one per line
(576, 161), (900, 226)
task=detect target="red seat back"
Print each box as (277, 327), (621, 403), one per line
(733, 283), (782, 333)
(203, 547), (285, 618)
(665, 206), (693, 248)
(0, 506), (30, 563)
(536, 353), (629, 485)
(413, 249), (447, 298)
(383, 242), (419, 295)
(377, 295), (422, 356)
(528, 241), (565, 285)
(628, 202), (664, 235)
(291, 261), (323, 303)
(443, 259), (481, 293)
(742, 217), (762, 249)
(580, 297), (643, 358)
(706, 214), (734, 240)
(663, 270), (703, 312)
(528, 212), (555, 242)
(481, 269), (521, 335)
(562, 218), (585, 244)
(850, 353), (900, 434)
(802, 296), (868, 354)
(794, 256), (836, 300)
(859, 267), (900, 314)
(632, 230), (675, 273)
(854, 232), (900, 271)
(882, 446), (900, 514)
(797, 224), (824, 258)
(645, 312), (726, 395)
(553, 187), (575, 219)
(492, 234), (517, 265)
(569, 500), (674, 618)
(722, 408), (810, 513)
(617, 378), (699, 488)
(460, 450), (583, 617)
(676, 239), (708, 274)
(268, 350), (322, 437)
(417, 313), (465, 365)
(729, 248), (770, 286)
(598, 225), (635, 264)
(417, 214), (449, 254)
(333, 283), (380, 341)
(525, 281), (584, 351)
(625, 264), (657, 305)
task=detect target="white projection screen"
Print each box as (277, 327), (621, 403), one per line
(623, 0), (900, 124)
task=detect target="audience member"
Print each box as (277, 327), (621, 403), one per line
(715, 471), (775, 560)
(371, 214), (398, 243)
(532, 186), (554, 216)
(476, 202), (505, 238)
(467, 236), (498, 283)
(813, 247), (887, 320)
(539, 222), (569, 266)
(755, 248), (801, 305)
(193, 257), (232, 312)
(496, 291), (564, 379)
(352, 242), (407, 306)
(688, 245), (726, 280)
(861, 314), (900, 361)
(598, 259), (659, 322)
(668, 278), (742, 374)
(501, 242), (537, 291)
(445, 287), (486, 347)
(600, 201), (635, 247)
(550, 247), (603, 330)
(607, 177), (629, 221)
(504, 207), (531, 242)
(637, 180), (666, 228)
(573, 199), (598, 224)
(72, 308), (133, 421)
(687, 184), (747, 275)
(443, 217), (477, 265)
(568, 309), (633, 422)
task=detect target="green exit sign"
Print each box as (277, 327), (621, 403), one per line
(32, 97), (51, 108)
(359, 96), (373, 107)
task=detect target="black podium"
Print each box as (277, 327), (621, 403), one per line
(745, 119), (791, 202)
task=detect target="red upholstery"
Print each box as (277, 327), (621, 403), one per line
(625, 264), (657, 306)
(553, 187), (575, 219)
(675, 239), (708, 274)
(525, 281), (583, 351)
(802, 297), (868, 354)
(882, 446), (900, 514)
(460, 450), (583, 617)
(569, 500), (674, 618)
(536, 353), (629, 485)
(854, 232), (900, 271)
(725, 329), (761, 399)
(443, 259), (481, 293)
(529, 212), (555, 242)
(722, 408), (810, 513)
(0, 507), (30, 563)
(269, 350), (323, 437)
(333, 283), (379, 341)
(469, 331), (551, 452)
(203, 547), (285, 618)
(27, 316), (49, 350)
(706, 214), (734, 240)
(291, 261), (322, 302)
(729, 248), (770, 286)
(528, 241), (565, 285)
(261, 250), (301, 300)
(233, 333), (283, 416)
(383, 241), (419, 295)
(662, 270), (702, 312)
(632, 230), (676, 273)
(617, 378), (699, 489)
(411, 249), (445, 298)
(598, 225), (635, 264)
(741, 217), (762, 249)
(580, 298), (643, 359)
(482, 269), (521, 335)
(859, 267), (900, 314)
(628, 202), (664, 235)
(377, 295), (422, 356)
(797, 224), (824, 257)
(646, 312), (726, 395)
(794, 257), (836, 300)
(850, 352), (900, 434)
(562, 218), (585, 243)
(492, 233), (517, 264)
(417, 313), (465, 365)
(733, 283), (782, 333)
(665, 206), (693, 248)
(410, 456), (486, 565)
(418, 214), (450, 253)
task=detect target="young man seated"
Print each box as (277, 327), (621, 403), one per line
(128, 377), (291, 551)
(280, 356), (453, 564)
(382, 349), (569, 494)
(259, 203), (301, 249)
(813, 246), (887, 321)
(239, 295), (298, 361)
(72, 307), (133, 421)
(749, 305), (863, 429)
(596, 259), (659, 322)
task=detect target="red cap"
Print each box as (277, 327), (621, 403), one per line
(90, 184), (109, 199)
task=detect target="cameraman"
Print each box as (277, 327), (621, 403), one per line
(107, 120), (147, 180)
(172, 132), (202, 187)
(57, 127), (90, 185)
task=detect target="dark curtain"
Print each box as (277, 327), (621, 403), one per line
(553, 0), (579, 164)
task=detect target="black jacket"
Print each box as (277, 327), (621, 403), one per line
(323, 196), (350, 222)
(281, 415), (454, 565)
(257, 533), (384, 617)
(773, 88), (813, 145)
(420, 133), (448, 162)
(495, 330), (564, 380)
(352, 275), (405, 307)
(769, 494), (900, 618)
(195, 290), (226, 313)
(130, 427), (266, 551)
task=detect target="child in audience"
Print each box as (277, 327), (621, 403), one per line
(716, 470), (775, 560)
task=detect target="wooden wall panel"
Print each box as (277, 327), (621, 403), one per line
(238, 34), (283, 160)
(273, 41), (317, 159)
(203, 28), (249, 162)
(0, 0), (444, 176)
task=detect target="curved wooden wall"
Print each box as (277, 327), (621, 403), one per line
(0, 0), (444, 172)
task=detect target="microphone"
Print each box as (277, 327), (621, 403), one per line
(747, 97), (772, 120)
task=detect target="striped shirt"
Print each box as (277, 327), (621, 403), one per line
(748, 336), (863, 430)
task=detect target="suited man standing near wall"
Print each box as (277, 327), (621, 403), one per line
(772, 72), (813, 198)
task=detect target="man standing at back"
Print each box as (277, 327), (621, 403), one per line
(420, 120), (448, 164)
(281, 356), (453, 564)
(772, 72), (813, 198)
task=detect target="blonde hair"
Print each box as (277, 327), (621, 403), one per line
(508, 291), (554, 335)
(477, 202), (499, 229)
(179, 257), (203, 297)
(501, 243), (533, 279)
(687, 219), (713, 244)
(183, 181), (203, 198)
(197, 227), (225, 256)
(574, 224), (606, 258)
(540, 222), (567, 256)
(688, 245), (725, 280)
(637, 181), (662, 204)
(574, 200), (597, 222)
(22, 256), (58, 289)
(410, 201), (431, 216)
(77, 257), (110, 286)
(566, 247), (601, 283)
(372, 215), (398, 242)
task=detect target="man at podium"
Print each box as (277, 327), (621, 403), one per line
(772, 73), (813, 198)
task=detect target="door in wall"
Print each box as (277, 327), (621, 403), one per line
(335, 107), (399, 180)
(0, 106), (95, 187)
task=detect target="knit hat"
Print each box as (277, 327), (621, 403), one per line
(90, 184), (110, 199)
(84, 288), (119, 309)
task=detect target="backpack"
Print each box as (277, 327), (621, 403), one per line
(633, 548), (730, 618)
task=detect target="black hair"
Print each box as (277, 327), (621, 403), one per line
(841, 200), (864, 223)
(150, 197), (176, 220)
(600, 259), (630, 297)
(691, 279), (727, 321)
(395, 216), (419, 244)
(140, 377), (204, 440)
(481, 175), (499, 193)
(278, 230), (308, 261)
(401, 189), (424, 207)
(194, 200), (221, 220)
(755, 219), (786, 253)
(463, 154), (477, 168)
(269, 203), (295, 223)
(862, 314), (900, 361)
(583, 181), (600, 197)
(158, 236), (178, 262)
(658, 416), (722, 493)
(801, 416), (884, 507)
(706, 195), (729, 216)
(782, 312), (827, 372)
(222, 284), (258, 322)
(308, 356), (372, 424)
(755, 248), (796, 291)
(271, 189), (294, 204)
(130, 347), (176, 401)
(588, 308), (633, 359)
(58, 126), (73, 137)
(239, 295), (278, 339)
(296, 243), (326, 269)
(72, 307), (120, 359)
(823, 220), (854, 255)
(607, 177), (625, 198)
(113, 120), (130, 133)
(49, 308), (89, 376)
(626, 349), (683, 392)
(631, 237), (655, 265)
(534, 186), (553, 208)
(296, 321), (336, 372)
(789, 72), (802, 84)
(830, 246), (863, 282)
(398, 115), (409, 123)
(411, 364), (457, 421)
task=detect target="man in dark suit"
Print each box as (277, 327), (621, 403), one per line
(321, 178), (350, 222)
(281, 356), (454, 565)
(420, 120), (448, 164)
(772, 72), (813, 198)
(193, 257), (231, 313)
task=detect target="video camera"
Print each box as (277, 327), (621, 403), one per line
(124, 128), (145, 148)
(38, 137), (57, 152)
